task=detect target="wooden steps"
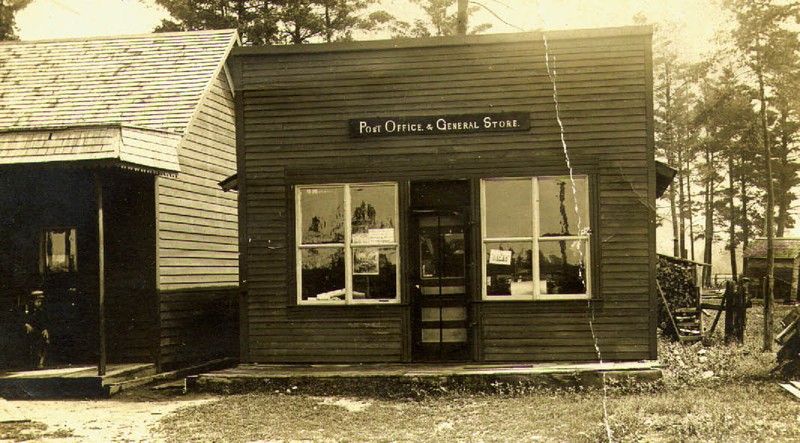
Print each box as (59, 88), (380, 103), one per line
(779, 381), (800, 400)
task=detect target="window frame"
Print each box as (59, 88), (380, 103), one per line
(480, 176), (591, 301)
(295, 182), (401, 305)
(40, 227), (78, 274)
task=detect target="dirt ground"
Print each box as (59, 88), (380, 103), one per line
(0, 388), (216, 443)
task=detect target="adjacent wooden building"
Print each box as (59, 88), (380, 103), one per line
(745, 237), (800, 302)
(0, 30), (240, 371)
(231, 26), (660, 364)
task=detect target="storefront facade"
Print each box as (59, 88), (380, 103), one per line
(232, 26), (657, 363)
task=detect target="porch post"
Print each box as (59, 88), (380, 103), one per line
(94, 172), (107, 376)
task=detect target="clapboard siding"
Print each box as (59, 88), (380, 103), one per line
(158, 286), (238, 370)
(235, 28), (655, 364)
(156, 71), (238, 291)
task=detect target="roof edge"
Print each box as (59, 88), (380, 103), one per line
(233, 26), (652, 56)
(0, 124), (182, 137)
(3, 28), (238, 46)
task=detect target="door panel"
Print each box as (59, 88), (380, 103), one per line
(411, 211), (470, 361)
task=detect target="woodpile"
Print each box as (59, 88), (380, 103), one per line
(776, 306), (800, 377)
(657, 255), (703, 342)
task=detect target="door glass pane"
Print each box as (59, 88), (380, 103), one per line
(539, 177), (588, 237)
(442, 232), (465, 278)
(484, 179), (532, 238)
(300, 187), (344, 244)
(353, 247), (398, 300)
(485, 241), (533, 296)
(419, 227), (438, 278)
(539, 239), (587, 294)
(300, 248), (345, 301)
(351, 184), (396, 244)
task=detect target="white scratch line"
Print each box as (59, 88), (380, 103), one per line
(543, 32), (613, 443)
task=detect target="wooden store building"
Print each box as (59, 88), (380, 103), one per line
(231, 26), (662, 364)
(0, 30), (240, 373)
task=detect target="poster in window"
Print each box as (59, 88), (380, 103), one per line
(354, 248), (380, 275)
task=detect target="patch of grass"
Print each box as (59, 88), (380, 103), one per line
(0, 421), (75, 442)
(156, 304), (800, 442)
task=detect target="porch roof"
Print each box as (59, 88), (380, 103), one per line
(0, 125), (181, 173)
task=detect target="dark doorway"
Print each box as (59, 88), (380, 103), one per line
(410, 180), (471, 362)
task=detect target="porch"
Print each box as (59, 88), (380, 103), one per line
(0, 363), (156, 399)
(190, 361), (662, 396)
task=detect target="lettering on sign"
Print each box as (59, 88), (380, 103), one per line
(349, 113), (530, 137)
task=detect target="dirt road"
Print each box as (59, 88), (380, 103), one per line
(1, 389), (215, 442)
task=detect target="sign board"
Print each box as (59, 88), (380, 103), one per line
(349, 112), (530, 137)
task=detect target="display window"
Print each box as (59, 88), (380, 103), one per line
(296, 183), (400, 304)
(481, 176), (591, 300)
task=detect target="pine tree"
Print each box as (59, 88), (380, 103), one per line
(724, 0), (800, 350)
(0, 0), (32, 41)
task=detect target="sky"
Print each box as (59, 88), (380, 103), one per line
(16, 0), (731, 62)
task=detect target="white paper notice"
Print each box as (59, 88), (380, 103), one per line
(488, 249), (512, 265)
(368, 228), (394, 243)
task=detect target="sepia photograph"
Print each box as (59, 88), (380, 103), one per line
(1, 0), (799, 441)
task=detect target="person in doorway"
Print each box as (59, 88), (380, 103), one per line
(24, 290), (50, 369)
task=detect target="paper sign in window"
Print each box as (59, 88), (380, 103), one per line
(488, 249), (512, 266)
(368, 228), (394, 243)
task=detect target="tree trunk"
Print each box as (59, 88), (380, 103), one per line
(729, 153), (738, 280)
(741, 161), (750, 278)
(671, 180), (680, 257)
(678, 149), (687, 258)
(703, 150), (714, 286)
(687, 162), (696, 261)
(758, 62), (774, 352)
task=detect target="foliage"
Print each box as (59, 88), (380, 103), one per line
(0, 0), (32, 41)
(151, 0), (393, 45)
(390, 0), (491, 38)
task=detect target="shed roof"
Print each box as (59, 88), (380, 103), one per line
(0, 29), (238, 134)
(743, 238), (800, 260)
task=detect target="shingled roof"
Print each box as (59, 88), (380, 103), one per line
(0, 29), (237, 173)
(0, 29), (238, 133)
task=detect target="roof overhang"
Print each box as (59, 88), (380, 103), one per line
(0, 125), (182, 174)
(655, 160), (677, 199)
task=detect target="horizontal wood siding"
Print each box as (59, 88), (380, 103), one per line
(156, 70), (239, 367)
(236, 29), (655, 363)
(157, 70), (238, 291)
(159, 287), (238, 370)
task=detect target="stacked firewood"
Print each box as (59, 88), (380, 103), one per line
(657, 255), (702, 340)
(776, 307), (800, 376)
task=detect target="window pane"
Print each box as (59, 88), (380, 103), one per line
(539, 177), (589, 237)
(300, 248), (345, 301)
(43, 228), (77, 273)
(539, 239), (587, 295)
(484, 179), (532, 238)
(353, 247), (398, 300)
(350, 184), (396, 244)
(485, 241), (533, 296)
(300, 187), (344, 244)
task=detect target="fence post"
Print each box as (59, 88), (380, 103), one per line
(724, 281), (735, 343)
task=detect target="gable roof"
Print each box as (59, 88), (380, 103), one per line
(743, 238), (800, 260)
(0, 29), (238, 134)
